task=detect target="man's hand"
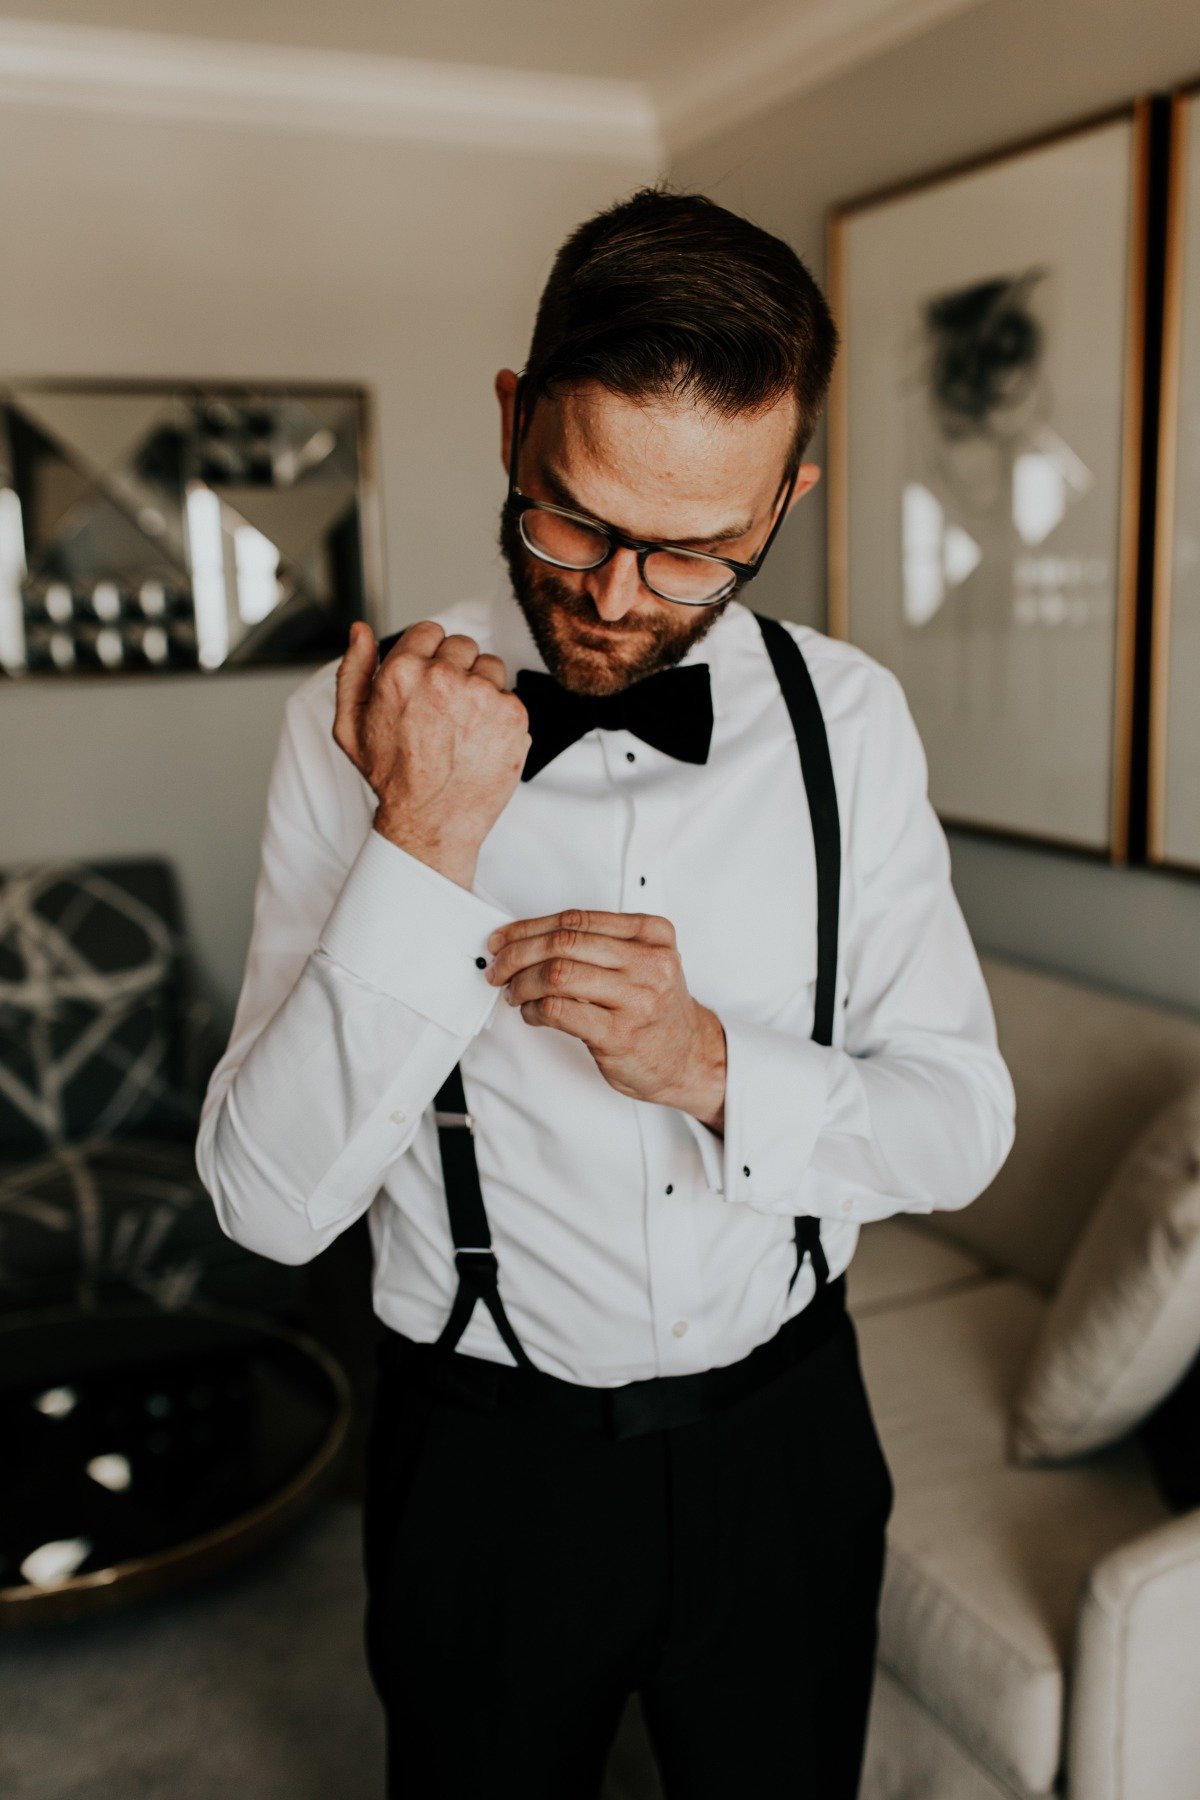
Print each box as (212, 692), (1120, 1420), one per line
(333, 619), (531, 888)
(485, 909), (727, 1132)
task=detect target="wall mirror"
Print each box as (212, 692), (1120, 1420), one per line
(0, 381), (380, 677)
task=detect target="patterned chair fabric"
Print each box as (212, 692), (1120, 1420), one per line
(0, 859), (303, 1317)
(0, 860), (198, 1154)
(0, 1138), (303, 1314)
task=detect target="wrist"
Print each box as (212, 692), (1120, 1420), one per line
(674, 1004), (727, 1136)
(372, 810), (482, 891)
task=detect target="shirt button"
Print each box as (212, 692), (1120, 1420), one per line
(389, 1109), (407, 1127)
(626, 751), (636, 762)
(672, 1320), (688, 1339)
(840, 1196), (855, 1215)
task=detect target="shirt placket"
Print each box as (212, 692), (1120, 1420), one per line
(599, 727), (710, 1375)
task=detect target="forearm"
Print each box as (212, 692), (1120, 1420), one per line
(678, 1011), (1015, 1222)
(198, 829), (513, 1263)
(197, 956), (471, 1261)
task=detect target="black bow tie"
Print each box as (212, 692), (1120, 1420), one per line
(514, 662), (713, 781)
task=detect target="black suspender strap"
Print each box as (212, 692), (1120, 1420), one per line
(427, 609), (841, 1367)
(431, 1061), (535, 1370)
(752, 613), (841, 1297)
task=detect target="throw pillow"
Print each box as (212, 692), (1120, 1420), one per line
(1008, 1078), (1200, 1464)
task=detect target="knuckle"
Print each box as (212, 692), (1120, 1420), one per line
(561, 908), (586, 931)
(547, 956), (572, 986)
(550, 927), (576, 953)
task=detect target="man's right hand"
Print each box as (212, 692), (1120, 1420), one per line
(333, 618), (531, 889)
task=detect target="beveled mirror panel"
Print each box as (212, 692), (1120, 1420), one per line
(0, 382), (379, 677)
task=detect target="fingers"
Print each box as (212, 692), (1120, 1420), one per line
(505, 958), (628, 1013)
(470, 651), (509, 690)
(379, 621), (508, 688)
(332, 620), (377, 762)
(489, 910), (674, 951)
(486, 925), (628, 987)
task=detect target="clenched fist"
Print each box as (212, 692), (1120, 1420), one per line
(333, 619), (531, 888)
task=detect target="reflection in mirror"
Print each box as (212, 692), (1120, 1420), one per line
(0, 383), (379, 677)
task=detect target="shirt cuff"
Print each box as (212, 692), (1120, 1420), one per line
(319, 828), (515, 1038)
(678, 1014), (833, 1207)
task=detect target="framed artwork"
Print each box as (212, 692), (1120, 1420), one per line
(827, 101), (1153, 859)
(1149, 78), (1200, 873)
(0, 381), (382, 678)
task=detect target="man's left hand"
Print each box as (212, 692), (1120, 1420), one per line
(485, 909), (726, 1127)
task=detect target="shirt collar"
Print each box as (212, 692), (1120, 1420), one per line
(485, 561), (743, 724)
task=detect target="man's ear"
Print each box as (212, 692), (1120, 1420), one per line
(788, 464), (821, 513)
(495, 368), (520, 476)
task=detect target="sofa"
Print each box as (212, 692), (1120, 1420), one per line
(605, 950), (1200, 1800)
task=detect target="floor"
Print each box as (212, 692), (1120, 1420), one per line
(1, 1495), (662, 1799)
(1, 1222), (664, 1799)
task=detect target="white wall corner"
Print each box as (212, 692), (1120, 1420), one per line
(657, 0), (995, 158)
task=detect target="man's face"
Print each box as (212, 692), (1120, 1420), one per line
(496, 371), (818, 696)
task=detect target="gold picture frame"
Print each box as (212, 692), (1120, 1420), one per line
(0, 378), (384, 680)
(1148, 77), (1200, 874)
(827, 99), (1154, 862)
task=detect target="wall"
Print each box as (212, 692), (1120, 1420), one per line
(671, 0), (1200, 1018)
(0, 100), (653, 1019)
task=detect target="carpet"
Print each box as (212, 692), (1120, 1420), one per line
(0, 1497), (662, 1799)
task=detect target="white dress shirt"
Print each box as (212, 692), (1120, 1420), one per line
(196, 568), (1015, 1385)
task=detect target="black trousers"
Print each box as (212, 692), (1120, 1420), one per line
(360, 1304), (894, 1800)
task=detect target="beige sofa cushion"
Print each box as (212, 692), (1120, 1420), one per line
(1009, 1081), (1200, 1464)
(861, 1668), (1027, 1800)
(846, 1217), (994, 1317)
(934, 955), (1200, 1293)
(856, 1280), (1167, 1794)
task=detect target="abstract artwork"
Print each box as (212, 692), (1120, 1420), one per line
(828, 104), (1150, 856)
(1149, 80), (1200, 873)
(0, 382), (380, 677)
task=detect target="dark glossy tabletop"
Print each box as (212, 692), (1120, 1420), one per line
(1, 1302), (349, 1609)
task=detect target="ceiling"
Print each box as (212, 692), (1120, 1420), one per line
(1, 0), (871, 84)
(0, 0), (991, 153)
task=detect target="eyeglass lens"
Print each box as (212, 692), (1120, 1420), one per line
(518, 506), (734, 604)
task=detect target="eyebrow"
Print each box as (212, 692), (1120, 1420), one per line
(536, 462), (754, 550)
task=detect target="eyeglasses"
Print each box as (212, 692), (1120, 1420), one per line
(504, 373), (798, 606)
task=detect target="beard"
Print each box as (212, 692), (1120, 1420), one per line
(497, 502), (731, 698)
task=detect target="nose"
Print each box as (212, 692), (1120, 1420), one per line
(581, 546), (646, 621)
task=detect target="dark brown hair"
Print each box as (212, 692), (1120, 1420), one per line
(522, 182), (839, 471)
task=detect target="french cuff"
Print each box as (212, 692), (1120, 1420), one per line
(319, 828), (515, 1038)
(679, 1016), (832, 1206)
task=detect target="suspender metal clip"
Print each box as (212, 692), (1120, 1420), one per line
(433, 1110), (475, 1132)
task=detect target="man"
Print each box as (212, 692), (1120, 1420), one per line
(197, 184), (1015, 1799)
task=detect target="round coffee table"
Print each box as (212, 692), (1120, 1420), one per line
(0, 1298), (352, 1626)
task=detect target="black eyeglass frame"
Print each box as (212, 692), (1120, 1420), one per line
(504, 372), (800, 606)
